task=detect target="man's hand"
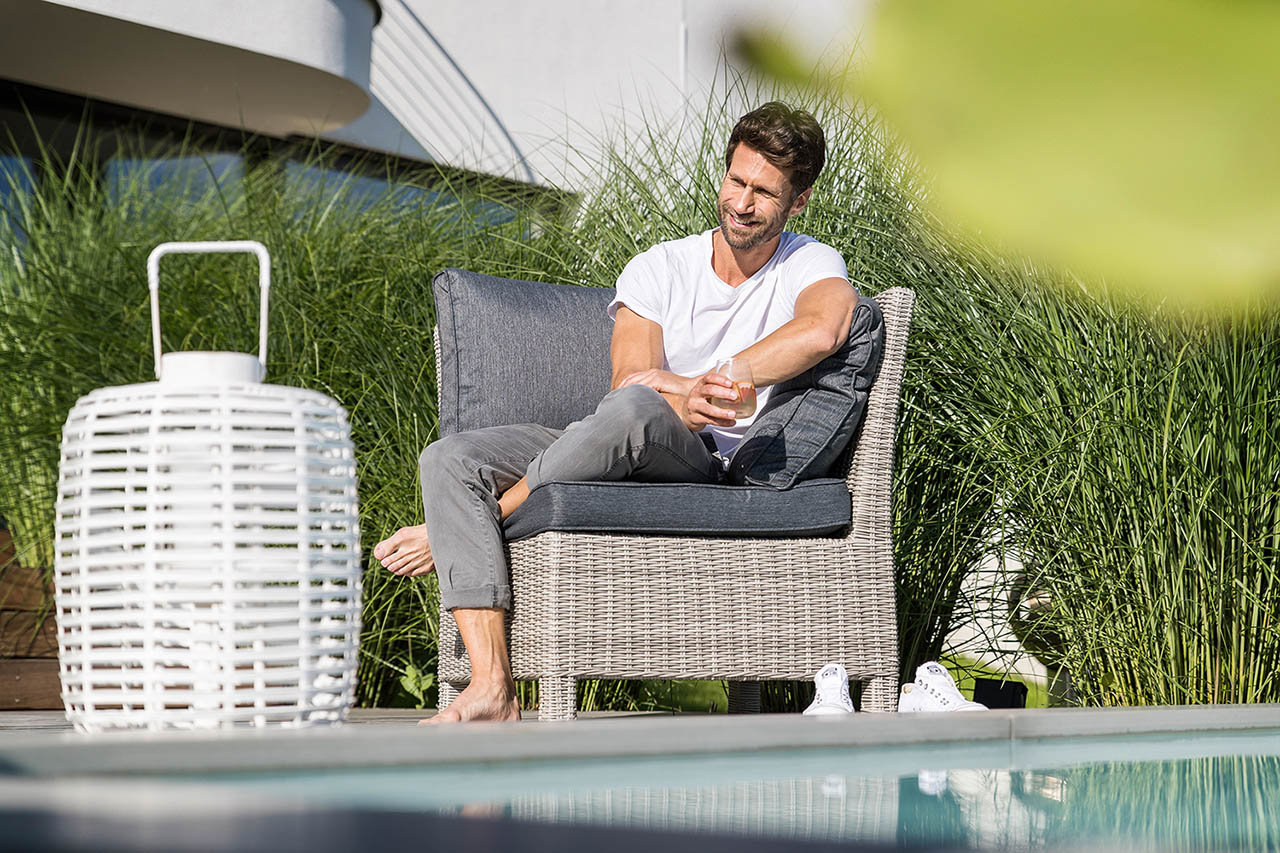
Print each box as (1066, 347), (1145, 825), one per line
(679, 371), (740, 430)
(620, 367), (739, 430)
(617, 369), (695, 397)
(618, 368), (735, 430)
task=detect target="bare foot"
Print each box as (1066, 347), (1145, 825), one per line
(374, 524), (436, 577)
(420, 680), (520, 725)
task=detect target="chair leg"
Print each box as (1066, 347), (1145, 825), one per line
(860, 675), (899, 712)
(538, 677), (577, 721)
(726, 681), (761, 714)
(437, 680), (466, 711)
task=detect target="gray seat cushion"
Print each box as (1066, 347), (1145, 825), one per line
(727, 296), (886, 489)
(434, 268), (614, 435)
(503, 478), (851, 541)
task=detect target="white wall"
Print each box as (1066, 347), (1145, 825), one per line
(7, 0), (869, 185)
(325, 0), (870, 187)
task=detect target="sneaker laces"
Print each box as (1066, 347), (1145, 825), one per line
(899, 661), (988, 712)
(804, 663), (854, 714)
(915, 662), (986, 710)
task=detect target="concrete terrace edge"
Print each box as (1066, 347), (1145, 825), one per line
(1, 704), (1279, 778)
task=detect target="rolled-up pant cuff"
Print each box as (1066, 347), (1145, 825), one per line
(440, 584), (512, 612)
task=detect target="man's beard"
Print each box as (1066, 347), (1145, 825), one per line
(717, 201), (787, 251)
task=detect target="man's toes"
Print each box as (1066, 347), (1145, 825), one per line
(387, 555), (415, 573)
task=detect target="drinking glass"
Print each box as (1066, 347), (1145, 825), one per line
(714, 358), (757, 418)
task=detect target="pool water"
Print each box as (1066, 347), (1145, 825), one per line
(185, 728), (1280, 849)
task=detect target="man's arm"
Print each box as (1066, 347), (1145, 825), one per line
(610, 306), (738, 429)
(610, 306), (669, 389)
(734, 278), (857, 385)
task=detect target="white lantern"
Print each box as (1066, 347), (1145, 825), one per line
(54, 241), (362, 732)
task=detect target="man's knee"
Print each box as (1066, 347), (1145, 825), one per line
(595, 384), (670, 434)
(419, 433), (480, 483)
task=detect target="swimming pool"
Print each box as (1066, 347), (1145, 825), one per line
(188, 728), (1280, 848)
(3, 705), (1279, 850)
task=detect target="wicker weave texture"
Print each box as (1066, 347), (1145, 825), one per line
(56, 379), (362, 732)
(435, 287), (916, 719)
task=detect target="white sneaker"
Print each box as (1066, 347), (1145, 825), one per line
(898, 661), (988, 712)
(803, 663), (855, 715)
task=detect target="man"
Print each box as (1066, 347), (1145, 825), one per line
(373, 102), (857, 724)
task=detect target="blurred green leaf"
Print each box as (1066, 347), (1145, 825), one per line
(866, 0), (1280, 310)
(745, 0), (1280, 312)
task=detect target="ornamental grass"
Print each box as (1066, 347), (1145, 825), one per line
(2, 81), (1276, 710)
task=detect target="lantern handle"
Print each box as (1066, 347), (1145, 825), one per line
(147, 241), (270, 380)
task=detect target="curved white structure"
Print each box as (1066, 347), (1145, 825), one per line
(0, 0), (378, 136)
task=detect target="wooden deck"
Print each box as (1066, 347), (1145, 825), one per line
(0, 528), (60, 710)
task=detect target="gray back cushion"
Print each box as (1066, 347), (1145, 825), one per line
(727, 296), (886, 489)
(434, 269), (615, 436)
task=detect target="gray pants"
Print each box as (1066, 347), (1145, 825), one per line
(420, 385), (723, 610)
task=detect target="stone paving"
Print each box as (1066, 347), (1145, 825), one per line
(0, 707), (671, 741)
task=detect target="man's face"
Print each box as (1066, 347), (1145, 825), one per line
(717, 143), (810, 251)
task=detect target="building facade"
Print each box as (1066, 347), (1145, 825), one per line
(0, 0), (864, 189)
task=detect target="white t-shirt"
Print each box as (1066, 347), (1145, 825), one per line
(607, 228), (852, 460)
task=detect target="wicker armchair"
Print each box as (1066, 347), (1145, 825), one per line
(435, 284), (915, 720)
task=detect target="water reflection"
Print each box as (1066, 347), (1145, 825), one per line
(507, 774), (899, 844)
(506, 755), (1280, 849)
(899, 769), (1058, 850)
(187, 734), (1280, 849)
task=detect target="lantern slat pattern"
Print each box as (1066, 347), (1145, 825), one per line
(53, 241), (361, 732)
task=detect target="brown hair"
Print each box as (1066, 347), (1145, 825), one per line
(725, 102), (826, 195)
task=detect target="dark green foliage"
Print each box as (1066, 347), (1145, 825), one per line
(959, 275), (1280, 705)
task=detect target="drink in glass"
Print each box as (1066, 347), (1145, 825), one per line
(715, 358), (756, 418)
